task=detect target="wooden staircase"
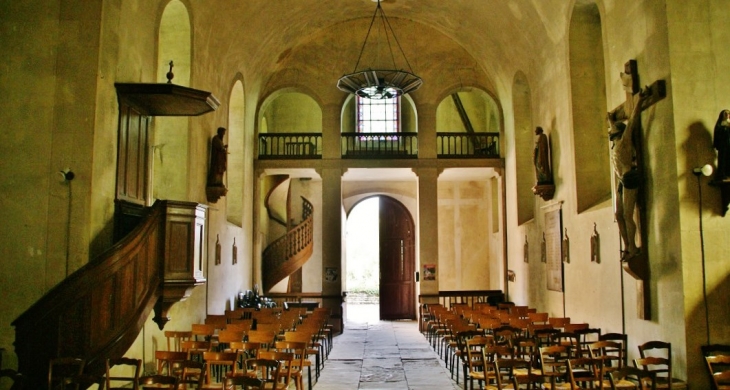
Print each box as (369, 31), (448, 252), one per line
(262, 196), (314, 293)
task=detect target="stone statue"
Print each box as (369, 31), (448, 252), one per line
(713, 109), (730, 183)
(608, 85), (647, 261)
(208, 127), (227, 187)
(533, 127), (552, 184)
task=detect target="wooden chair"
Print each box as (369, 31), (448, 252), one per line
(636, 341), (687, 389)
(62, 373), (104, 390)
(192, 324), (217, 341)
(223, 375), (265, 390)
(0, 369), (25, 390)
(178, 360), (206, 389)
(181, 340), (213, 363)
(463, 334), (492, 390)
(48, 357), (85, 390)
(550, 332), (581, 358)
(243, 358), (281, 389)
(164, 330), (193, 352)
(105, 357), (142, 390)
(205, 315), (228, 330)
(574, 328), (601, 357)
(494, 357), (532, 389)
(566, 357), (603, 389)
(227, 321), (254, 333)
(539, 345), (570, 389)
(513, 337), (541, 375)
(257, 351), (294, 390)
(201, 351), (240, 389)
(154, 351), (188, 376)
(589, 341), (625, 375)
(527, 312), (549, 325)
(217, 329), (245, 351)
(274, 341), (308, 390)
(600, 333), (628, 368)
(247, 330), (278, 352)
(284, 331), (320, 381)
(703, 344), (730, 357)
(705, 355), (730, 390)
(563, 323), (589, 333)
(609, 366), (657, 390)
(138, 374), (178, 389)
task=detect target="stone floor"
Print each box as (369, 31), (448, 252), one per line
(313, 304), (461, 390)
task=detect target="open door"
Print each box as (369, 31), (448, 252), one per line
(379, 196), (416, 320)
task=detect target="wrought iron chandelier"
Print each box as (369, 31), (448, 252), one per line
(337, 0), (422, 99)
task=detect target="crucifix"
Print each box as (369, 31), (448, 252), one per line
(607, 59), (666, 320)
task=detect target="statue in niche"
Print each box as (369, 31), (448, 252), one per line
(206, 127), (228, 202)
(713, 109), (730, 183)
(562, 228), (570, 263)
(590, 223), (600, 263)
(532, 127), (555, 200)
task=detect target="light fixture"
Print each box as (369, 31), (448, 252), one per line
(693, 164), (713, 345)
(337, 0), (422, 99)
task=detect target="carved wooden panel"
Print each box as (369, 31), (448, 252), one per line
(116, 101), (151, 205)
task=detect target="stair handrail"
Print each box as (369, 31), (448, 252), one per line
(262, 197), (314, 292)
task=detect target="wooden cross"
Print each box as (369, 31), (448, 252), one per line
(607, 60), (666, 320)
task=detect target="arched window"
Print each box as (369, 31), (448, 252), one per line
(227, 80), (244, 226)
(513, 72), (534, 224)
(569, 1), (610, 212)
(357, 96), (399, 133)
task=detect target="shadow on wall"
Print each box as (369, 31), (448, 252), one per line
(687, 268), (730, 387)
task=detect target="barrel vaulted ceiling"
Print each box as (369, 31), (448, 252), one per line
(189, 0), (579, 101)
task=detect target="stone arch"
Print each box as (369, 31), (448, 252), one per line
(513, 71), (534, 225)
(340, 94), (418, 133)
(227, 79), (245, 226)
(258, 89), (323, 134)
(569, 0), (610, 212)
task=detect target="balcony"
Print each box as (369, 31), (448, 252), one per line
(341, 132), (418, 159)
(437, 132), (500, 158)
(258, 133), (322, 159)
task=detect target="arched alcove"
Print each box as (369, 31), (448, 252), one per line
(436, 89), (499, 133)
(262, 92), (322, 133)
(513, 72), (534, 224)
(153, 0), (192, 200)
(340, 94), (418, 133)
(569, 1), (610, 212)
(227, 80), (245, 226)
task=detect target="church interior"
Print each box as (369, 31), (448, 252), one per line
(2, 0), (730, 387)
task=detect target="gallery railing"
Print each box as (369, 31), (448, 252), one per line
(258, 133), (322, 159)
(437, 132), (500, 158)
(341, 132), (418, 158)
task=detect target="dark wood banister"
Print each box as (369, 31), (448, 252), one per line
(12, 199), (206, 388)
(262, 197), (314, 293)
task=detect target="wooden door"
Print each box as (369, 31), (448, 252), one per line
(379, 196), (416, 320)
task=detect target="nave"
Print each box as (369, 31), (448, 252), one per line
(316, 305), (460, 390)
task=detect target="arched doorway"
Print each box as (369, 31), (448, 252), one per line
(346, 196), (416, 321)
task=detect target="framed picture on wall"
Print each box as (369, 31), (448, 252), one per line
(423, 264), (436, 281)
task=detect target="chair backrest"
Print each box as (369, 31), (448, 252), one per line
(527, 312), (549, 325)
(706, 355), (730, 389)
(163, 330), (192, 352)
(247, 330), (277, 350)
(494, 357), (531, 388)
(702, 344), (730, 357)
(563, 323), (589, 333)
(224, 375), (265, 390)
(274, 341), (307, 377)
(191, 324), (217, 341)
(567, 357), (603, 388)
(244, 358), (280, 388)
(257, 351), (294, 389)
(0, 369), (26, 390)
(181, 340), (212, 362)
(574, 328), (601, 356)
(48, 357), (85, 390)
(228, 341), (262, 360)
(599, 333), (628, 367)
(204, 314), (228, 329)
(514, 337), (540, 369)
(105, 357), (141, 390)
(138, 374), (178, 389)
(634, 357), (671, 385)
(532, 327), (559, 347)
(589, 340), (625, 374)
(217, 329), (245, 351)
(511, 371), (550, 389)
(548, 317), (570, 329)
(609, 366), (657, 390)
(549, 332), (580, 357)
(226, 320), (253, 333)
(202, 351), (239, 386)
(539, 345), (570, 377)
(154, 350), (188, 376)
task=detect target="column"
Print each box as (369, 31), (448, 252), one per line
(417, 167), (439, 304)
(320, 167), (343, 330)
(418, 103), (437, 159)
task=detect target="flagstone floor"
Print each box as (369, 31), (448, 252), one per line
(313, 304), (462, 390)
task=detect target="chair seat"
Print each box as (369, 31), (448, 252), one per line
(513, 368), (542, 376)
(655, 378), (687, 389)
(600, 379), (637, 389)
